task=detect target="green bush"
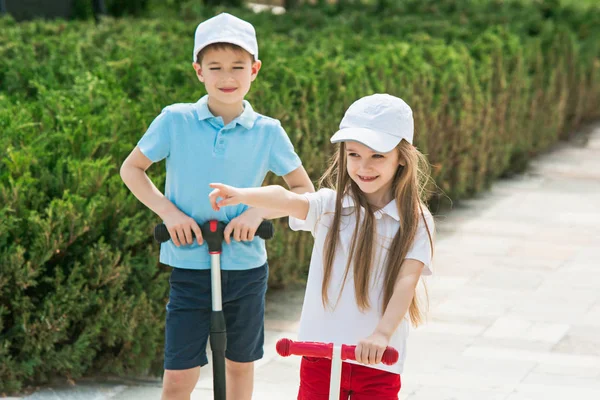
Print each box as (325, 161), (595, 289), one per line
(1, 0), (599, 393)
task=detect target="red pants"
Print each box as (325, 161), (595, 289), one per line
(297, 356), (401, 400)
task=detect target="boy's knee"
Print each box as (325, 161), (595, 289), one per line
(226, 359), (254, 376)
(162, 368), (200, 399)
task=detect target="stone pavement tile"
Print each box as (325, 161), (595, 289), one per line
(537, 177), (600, 197)
(531, 225), (600, 246)
(524, 286), (599, 306)
(435, 233), (517, 257)
(506, 288), (599, 324)
(427, 275), (471, 292)
(463, 346), (600, 369)
(482, 194), (589, 223)
(531, 362), (600, 378)
(415, 320), (488, 337)
(427, 252), (484, 277)
(403, 386), (509, 400)
(537, 269), (600, 291)
(488, 174), (546, 192)
(533, 154), (600, 178)
(190, 388), (214, 399)
(428, 306), (499, 326)
(405, 349), (471, 374)
(468, 268), (545, 291)
(506, 241), (581, 263)
(459, 218), (539, 237)
(521, 371), (600, 390)
(405, 367), (520, 392)
(252, 382), (298, 400)
(482, 317), (569, 344)
(471, 336), (559, 353)
(398, 386), (421, 400)
(563, 245), (600, 267)
(424, 276), (471, 306)
(432, 290), (521, 321)
(555, 210), (600, 227)
(489, 255), (565, 271)
(433, 247), (570, 276)
(503, 307), (588, 325)
(505, 383), (600, 400)
(582, 302), (600, 327)
(23, 384), (129, 400)
(440, 355), (534, 383)
(255, 360), (299, 385)
(552, 325), (600, 357)
(111, 386), (159, 400)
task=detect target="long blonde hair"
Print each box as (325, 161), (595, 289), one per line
(318, 140), (434, 327)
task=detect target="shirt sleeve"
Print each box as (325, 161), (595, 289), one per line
(268, 123), (302, 176)
(137, 108), (172, 162)
(405, 209), (435, 275)
(289, 188), (336, 236)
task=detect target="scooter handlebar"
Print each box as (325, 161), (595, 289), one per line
(153, 220), (274, 243)
(276, 338), (399, 366)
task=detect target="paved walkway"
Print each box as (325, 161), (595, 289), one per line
(14, 123), (600, 399)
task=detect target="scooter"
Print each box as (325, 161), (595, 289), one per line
(154, 220), (274, 400)
(276, 338), (399, 400)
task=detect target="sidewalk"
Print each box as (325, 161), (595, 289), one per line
(15, 123), (600, 399)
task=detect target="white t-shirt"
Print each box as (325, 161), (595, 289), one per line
(289, 188), (434, 375)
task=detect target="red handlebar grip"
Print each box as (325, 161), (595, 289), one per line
(341, 345), (399, 366)
(276, 339), (333, 358)
(276, 339), (399, 365)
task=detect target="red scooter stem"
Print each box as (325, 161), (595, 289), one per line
(276, 338), (399, 366)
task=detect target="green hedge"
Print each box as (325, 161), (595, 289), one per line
(1, 0), (600, 393)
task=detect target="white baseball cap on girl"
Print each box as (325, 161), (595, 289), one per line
(330, 94), (414, 153)
(193, 13), (258, 62)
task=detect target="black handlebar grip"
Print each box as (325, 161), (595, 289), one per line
(255, 221), (274, 240)
(153, 223), (170, 243)
(153, 220), (274, 244)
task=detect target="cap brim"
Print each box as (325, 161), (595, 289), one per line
(193, 38), (258, 62)
(330, 128), (400, 153)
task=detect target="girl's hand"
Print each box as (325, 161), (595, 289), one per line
(355, 331), (390, 365)
(209, 183), (245, 211)
(162, 209), (203, 247)
(223, 208), (264, 245)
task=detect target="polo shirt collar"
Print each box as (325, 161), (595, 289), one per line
(341, 194), (400, 221)
(196, 95), (258, 129)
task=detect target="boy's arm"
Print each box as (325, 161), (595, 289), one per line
(120, 146), (203, 246)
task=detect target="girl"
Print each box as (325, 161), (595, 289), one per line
(209, 94), (434, 400)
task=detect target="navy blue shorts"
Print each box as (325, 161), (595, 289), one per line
(164, 263), (268, 370)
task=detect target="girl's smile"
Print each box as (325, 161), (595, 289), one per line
(357, 175), (378, 182)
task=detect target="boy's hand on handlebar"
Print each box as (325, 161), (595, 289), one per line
(162, 209), (203, 247)
(223, 208), (264, 245)
(209, 183), (245, 211)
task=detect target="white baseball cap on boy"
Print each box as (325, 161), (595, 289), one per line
(330, 94), (414, 153)
(192, 13), (259, 62)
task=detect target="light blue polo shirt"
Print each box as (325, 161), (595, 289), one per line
(137, 95), (302, 270)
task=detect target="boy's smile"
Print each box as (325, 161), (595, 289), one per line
(219, 87), (238, 93)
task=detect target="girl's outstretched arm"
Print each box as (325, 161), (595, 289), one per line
(209, 183), (309, 220)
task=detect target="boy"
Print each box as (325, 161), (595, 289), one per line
(120, 13), (314, 400)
